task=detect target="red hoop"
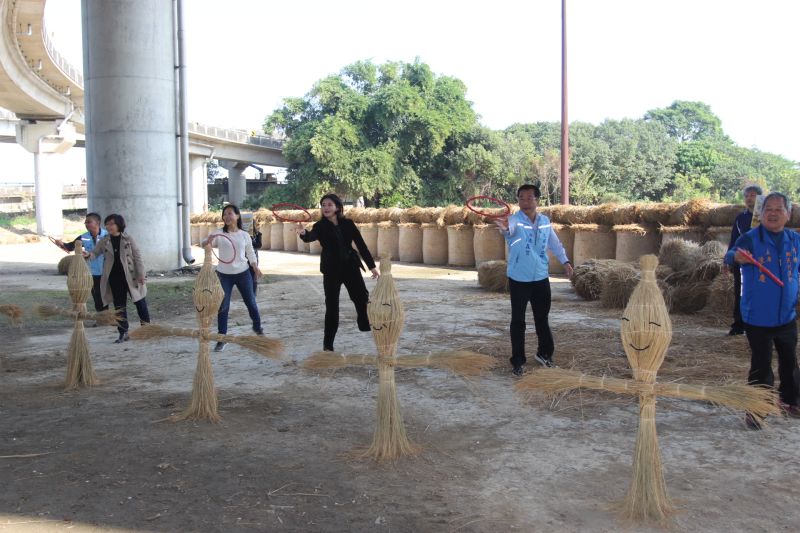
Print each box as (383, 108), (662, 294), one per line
(208, 232), (236, 264)
(271, 203), (312, 223)
(465, 196), (511, 219)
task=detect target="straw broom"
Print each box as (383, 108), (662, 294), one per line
(303, 350), (495, 376)
(129, 324), (283, 359)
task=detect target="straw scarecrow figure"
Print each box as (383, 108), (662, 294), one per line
(516, 254), (778, 523)
(303, 256), (495, 461)
(130, 244), (283, 422)
(34, 241), (119, 390)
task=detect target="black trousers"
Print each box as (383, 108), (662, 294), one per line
(91, 275), (107, 312)
(509, 277), (554, 368)
(745, 321), (799, 406)
(110, 272), (150, 334)
(322, 266), (370, 351)
(731, 267), (744, 330)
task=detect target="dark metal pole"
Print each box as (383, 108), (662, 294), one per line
(560, 0), (570, 204)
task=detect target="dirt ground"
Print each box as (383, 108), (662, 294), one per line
(1, 241), (799, 533)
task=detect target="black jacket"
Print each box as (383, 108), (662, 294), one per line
(300, 217), (376, 275)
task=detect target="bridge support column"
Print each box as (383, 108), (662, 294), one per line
(189, 154), (207, 213)
(82, 0), (179, 270)
(220, 161), (248, 207)
(16, 121), (77, 236)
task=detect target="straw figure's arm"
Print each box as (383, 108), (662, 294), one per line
(35, 304), (120, 326)
(130, 324), (284, 359)
(304, 350), (495, 377)
(0, 304), (23, 325)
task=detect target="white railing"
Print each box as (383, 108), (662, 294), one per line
(188, 122), (284, 150)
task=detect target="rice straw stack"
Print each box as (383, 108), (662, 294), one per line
(477, 260), (509, 292)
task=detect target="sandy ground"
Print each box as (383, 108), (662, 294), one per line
(1, 242), (799, 533)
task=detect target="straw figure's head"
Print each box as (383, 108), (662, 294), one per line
(192, 245), (224, 324)
(367, 256), (405, 357)
(66, 240), (92, 305)
(621, 255), (673, 382)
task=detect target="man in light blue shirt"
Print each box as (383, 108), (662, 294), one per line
(495, 185), (574, 375)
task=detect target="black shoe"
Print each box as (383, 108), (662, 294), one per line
(214, 342), (227, 352)
(744, 413), (763, 430)
(512, 366), (524, 377)
(253, 327), (264, 336)
(728, 327), (745, 336)
(534, 354), (556, 368)
(780, 403), (800, 419)
(323, 346), (334, 352)
(114, 333), (129, 344)
(357, 319), (371, 332)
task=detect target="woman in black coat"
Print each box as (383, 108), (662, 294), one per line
(296, 194), (379, 351)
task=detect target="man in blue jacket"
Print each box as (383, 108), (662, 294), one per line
(725, 192), (800, 428)
(726, 184), (762, 336)
(495, 184), (574, 376)
(53, 212), (107, 312)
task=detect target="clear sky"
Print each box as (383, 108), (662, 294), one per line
(2, 0), (798, 183)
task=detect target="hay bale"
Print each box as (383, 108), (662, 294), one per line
(599, 262), (640, 308)
(377, 221), (400, 261)
(386, 208), (404, 224)
(57, 255), (74, 275)
(705, 226), (731, 246)
(346, 207), (366, 223)
(421, 223), (448, 265)
(709, 204), (744, 227)
(414, 207), (444, 224)
(190, 224), (201, 245)
(613, 224), (660, 263)
(639, 203), (677, 225)
(473, 224), (506, 265)
(553, 205), (593, 224)
(658, 238), (701, 273)
(589, 203), (617, 226)
(572, 224), (616, 266)
(700, 240), (726, 259)
(549, 223), (574, 275)
(282, 222), (298, 251)
(669, 199), (712, 226)
(447, 224), (475, 267)
(705, 273), (734, 315)
(398, 223), (423, 263)
(477, 260), (509, 292)
(668, 281), (711, 314)
(400, 207), (425, 224)
(659, 225), (705, 244)
(357, 223), (379, 258)
(438, 205), (467, 226)
(269, 222), (284, 250)
(571, 259), (619, 301)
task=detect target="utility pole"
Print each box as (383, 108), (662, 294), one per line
(560, 0), (570, 204)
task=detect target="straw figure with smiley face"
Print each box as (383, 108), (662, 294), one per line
(131, 244), (283, 422)
(516, 254), (778, 523)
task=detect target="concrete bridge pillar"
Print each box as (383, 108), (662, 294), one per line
(82, 0), (179, 271)
(16, 121), (77, 236)
(220, 161), (248, 207)
(189, 154), (207, 213)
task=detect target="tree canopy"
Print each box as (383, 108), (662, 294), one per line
(262, 60), (799, 207)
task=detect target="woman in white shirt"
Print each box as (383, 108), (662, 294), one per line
(203, 204), (263, 351)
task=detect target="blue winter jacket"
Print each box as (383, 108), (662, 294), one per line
(724, 226), (800, 327)
(503, 211), (569, 282)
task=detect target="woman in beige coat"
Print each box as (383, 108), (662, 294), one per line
(88, 214), (150, 343)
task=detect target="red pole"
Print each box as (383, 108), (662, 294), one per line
(560, 0), (570, 205)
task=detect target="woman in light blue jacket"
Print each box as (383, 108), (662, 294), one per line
(495, 184), (573, 376)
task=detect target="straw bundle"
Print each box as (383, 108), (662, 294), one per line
(571, 259), (618, 301)
(57, 255), (74, 275)
(590, 203), (617, 226)
(400, 207), (425, 224)
(668, 199), (712, 226)
(64, 323), (97, 390)
(386, 207), (404, 223)
(130, 325), (284, 358)
(659, 225), (704, 245)
(415, 207), (444, 224)
(599, 263), (640, 309)
(704, 273), (734, 314)
(35, 305), (120, 326)
(190, 214), (203, 224)
(438, 205), (467, 226)
(658, 238), (701, 273)
(67, 241), (93, 304)
(346, 207), (366, 223)
(699, 240), (726, 259)
(639, 203), (677, 226)
(667, 282), (711, 314)
(549, 205), (593, 225)
(303, 350), (494, 376)
(652, 382), (777, 419)
(709, 204), (744, 227)
(0, 304), (23, 324)
(478, 260), (509, 292)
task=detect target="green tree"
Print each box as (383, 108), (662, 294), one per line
(264, 59), (480, 207)
(644, 100), (725, 142)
